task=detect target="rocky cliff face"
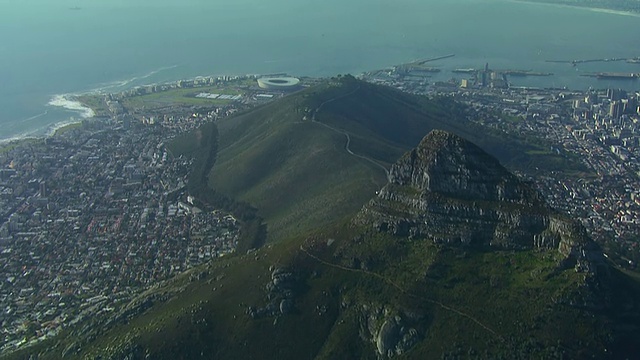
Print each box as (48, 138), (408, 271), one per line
(355, 130), (603, 271)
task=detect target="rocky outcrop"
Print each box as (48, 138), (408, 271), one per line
(248, 266), (299, 319)
(386, 129), (543, 206)
(358, 304), (420, 358)
(355, 130), (604, 272)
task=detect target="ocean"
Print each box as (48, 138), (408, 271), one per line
(1, 0), (639, 141)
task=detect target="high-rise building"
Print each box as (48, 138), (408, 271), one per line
(609, 101), (624, 119)
(479, 71), (487, 87)
(39, 181), (47, 198)
(624, 97), (637, 113)
(585, 92), (598, 104)
(607, 88), (626, 101)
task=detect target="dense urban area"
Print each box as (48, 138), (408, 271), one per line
(1, 63), (639, 353)
(0, 76), (258, 352)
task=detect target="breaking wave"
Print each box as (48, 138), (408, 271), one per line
(47, 95), (95, 118)
(88, 64), (180, 94)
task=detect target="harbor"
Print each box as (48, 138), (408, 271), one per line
(453, 69), (554, 77)
(365, 52), (640, 90)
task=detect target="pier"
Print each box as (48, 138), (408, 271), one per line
(546, 57), (630, 65)
(580, 72), (639, 80)
(499, 69), (553, 77)
(404, 54), (456, 67)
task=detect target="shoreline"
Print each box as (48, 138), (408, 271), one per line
(0, 94), (97, 146)
(0, 119), (86, 151)
(0, 64), (182, 145)
(3, 39), (640, 147)
(509, 0), (640, 18)
(0, 71), (242, 145)
(0, 70), (233, 145)
(47, 94), (96, 119)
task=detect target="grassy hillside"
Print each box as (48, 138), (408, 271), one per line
(14, 223), (639, 359)
(208, 76), (576, 242)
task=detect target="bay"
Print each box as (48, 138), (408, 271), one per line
(0, 0), (639, 141)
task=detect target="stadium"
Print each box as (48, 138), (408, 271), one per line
(257, 77), (301, 90)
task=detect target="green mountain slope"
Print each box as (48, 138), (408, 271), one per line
(208, 76), (567, 241)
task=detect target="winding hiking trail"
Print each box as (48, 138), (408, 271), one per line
(311, 86), (390, 178)
(299, 245), (504, 341)
(303, 86), (501, 342)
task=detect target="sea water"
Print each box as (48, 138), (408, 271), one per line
(1, 0), (639, 141)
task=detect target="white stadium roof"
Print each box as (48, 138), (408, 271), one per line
(257, 77), (301, 89)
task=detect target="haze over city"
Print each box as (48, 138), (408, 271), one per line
(1, 0), (640, 359)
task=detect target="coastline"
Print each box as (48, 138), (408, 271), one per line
(48, 118), (86, 137)
(0, 119), (86, 152)
(0, 70), (213, 146)
(0, 96), (98, 151)
(0, 94), (96, 146)
(509, 0), (640, 18)
(0, 65), (174, 145)
(44, 94), (99, 137)
(47, 94), (96, 119)
(0, 67), (201, 146)
(0, 136), (41, 153)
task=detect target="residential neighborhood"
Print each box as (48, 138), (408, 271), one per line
(0, 98), (241, 351)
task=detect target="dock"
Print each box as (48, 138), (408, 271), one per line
(407, 54), (456, 66)
(546, 57), (628, 65)
(499, 70), (554, 77)
(580, 72), (639, 80)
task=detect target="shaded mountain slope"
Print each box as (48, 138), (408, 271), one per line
(209, 76), (560, 241)
(212, 98), (387, 241)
